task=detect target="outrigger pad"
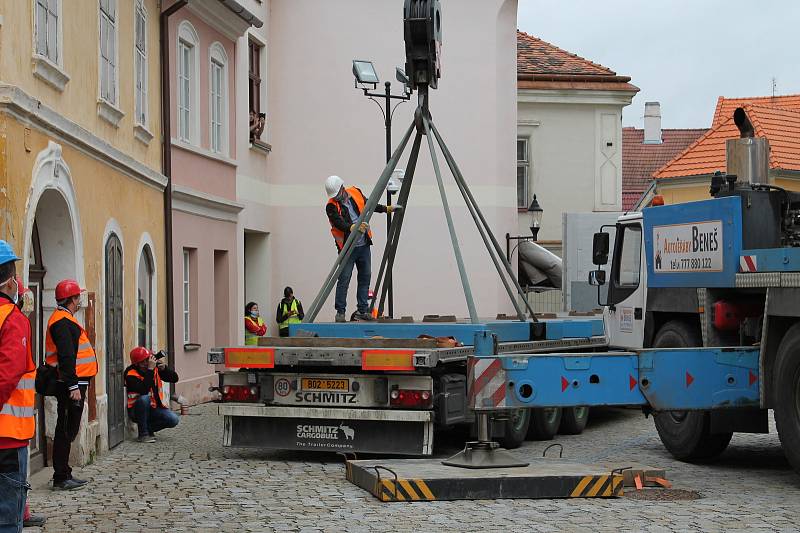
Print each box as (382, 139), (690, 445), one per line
(440, 442), (529, 469)
(346, 458), (624, 502)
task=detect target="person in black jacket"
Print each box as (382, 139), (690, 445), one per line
(124, 347), (179, 443)
(276, 287), (304, 337)
(46, 279), (98, 491)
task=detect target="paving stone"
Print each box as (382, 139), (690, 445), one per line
(24, 403), (800, 532)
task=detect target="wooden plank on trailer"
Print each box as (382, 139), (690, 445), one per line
(257, 336), (438, 349)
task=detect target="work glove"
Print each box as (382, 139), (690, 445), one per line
(389, 205), (404, 213)
(350, 222), (369, 233)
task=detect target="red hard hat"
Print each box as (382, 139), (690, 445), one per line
(55, 279), (83, 301)
(130, 346), (151, 364)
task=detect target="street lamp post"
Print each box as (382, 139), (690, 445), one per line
(505, 194), (545, 295)
(528, 194), (543, 241)
(353, 60), (412, 318)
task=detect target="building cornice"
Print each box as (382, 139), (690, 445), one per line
(517, 88), (637, 106)
(186, 0), (261, 41)
(0, 84), (167, 190)
(172, 183), (243, 222)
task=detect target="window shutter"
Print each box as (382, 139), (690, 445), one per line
(36, 2), (48, 56)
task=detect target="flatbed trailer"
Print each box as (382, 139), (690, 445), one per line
(208, 317), (606, 455)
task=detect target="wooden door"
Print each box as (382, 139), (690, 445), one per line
(105, 234), (125, 448)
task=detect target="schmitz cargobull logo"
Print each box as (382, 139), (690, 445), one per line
(295, 423), (356, 440)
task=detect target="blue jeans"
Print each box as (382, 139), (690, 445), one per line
(130, 395), (180, 437)
(335, 245), (371, 314)
(0, 446), (28, 533)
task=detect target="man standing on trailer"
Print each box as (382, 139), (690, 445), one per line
(324, 175), (402, 322)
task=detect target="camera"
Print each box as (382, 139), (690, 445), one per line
(153, 350), (167, 360)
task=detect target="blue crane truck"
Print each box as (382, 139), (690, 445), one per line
(470, 170), (800, 475)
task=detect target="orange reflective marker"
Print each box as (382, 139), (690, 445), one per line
(362, 350), (415, 371)
(224, 347), (275, 368)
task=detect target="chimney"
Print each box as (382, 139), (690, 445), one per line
(643, 101), (662, 144)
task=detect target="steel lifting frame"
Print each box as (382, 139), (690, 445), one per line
(304, 89), (537, 323)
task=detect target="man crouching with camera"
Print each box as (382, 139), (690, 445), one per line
(124, 347), (179, 443)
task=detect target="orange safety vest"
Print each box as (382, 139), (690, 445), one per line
(45, 308), (98, 378)
(327, 186), (373, 251)
(125, 367), (166, 409)
(0, 303), (36, 441)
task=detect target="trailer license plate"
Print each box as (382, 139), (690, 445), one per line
(301, 378), (349, 391)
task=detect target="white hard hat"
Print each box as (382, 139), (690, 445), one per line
(325, 175), (345, 198)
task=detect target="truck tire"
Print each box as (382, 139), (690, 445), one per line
(497, 409), (531, 449)
(652, 320), (733, 462)
(772, 323), (800, 475)
(526, 407), (562, 440)
(559, 406), (590, 435)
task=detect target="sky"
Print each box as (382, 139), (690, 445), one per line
(517, 0), (800, 129)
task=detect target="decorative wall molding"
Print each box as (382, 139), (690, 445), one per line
(0, 85), (166, 190)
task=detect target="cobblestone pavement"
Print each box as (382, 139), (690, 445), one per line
(26, 404), (800, 532)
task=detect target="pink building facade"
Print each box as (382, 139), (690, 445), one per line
(165, 1), (261, 404)
(257, 0), (520, 322)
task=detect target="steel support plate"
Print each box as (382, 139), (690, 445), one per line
(346, 458), (624, 501)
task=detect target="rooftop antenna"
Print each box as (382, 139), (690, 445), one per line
(772, 77), (777, 98)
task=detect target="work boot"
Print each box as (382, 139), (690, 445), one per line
(24, 514), (47, 527)
(137, 435), (156, 443)
(352, 311), (375, 322)
(335, 312), (346, 323)
(52, 478), (88, 491)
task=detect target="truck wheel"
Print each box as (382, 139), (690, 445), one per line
(559, 406), (590, 435)
(526, 407), (562, 440)
(497, 409), (530, 449)
(772, 323), (800, 475)
(652, 320), (733, 462)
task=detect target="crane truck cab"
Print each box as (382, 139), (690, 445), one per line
(587, 185), (800, 472)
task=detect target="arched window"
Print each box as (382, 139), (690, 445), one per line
(209, 42), (228, 155)
(176, 21), (200, 144)
(137, 244), (155, 349)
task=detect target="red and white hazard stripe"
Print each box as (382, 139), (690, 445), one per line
(467, 357), (507, 410)
(739, 255), (757, 272)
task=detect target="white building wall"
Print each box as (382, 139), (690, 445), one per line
(260, 0), (520, 321)
(235, 0), (271, 339)
(516, 93), (633, 243)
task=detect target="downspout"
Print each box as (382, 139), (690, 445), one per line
(160, 0), (187, 382)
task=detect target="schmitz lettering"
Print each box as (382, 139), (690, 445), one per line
(295, 392), (357, 404)
(653, 220), (723, 273)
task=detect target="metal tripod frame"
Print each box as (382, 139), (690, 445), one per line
(304, 92), (537, 323)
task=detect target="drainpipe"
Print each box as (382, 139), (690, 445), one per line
(160, 0), (187, 380)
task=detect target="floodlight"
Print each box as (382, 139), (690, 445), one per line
(353, 60), (379, 85)
(387, 169), (405, 193)
(396, 67), (409, 84)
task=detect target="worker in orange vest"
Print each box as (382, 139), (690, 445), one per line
(0, 241), (35, 530)
(45, 279), (98, 491)
(11, 277), (47, 528)
(324, 175), (402, 322)
(124, 347), (179, 443)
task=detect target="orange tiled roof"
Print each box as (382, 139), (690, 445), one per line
(654, 104), (800, 179)
(712, 94), (800, 128)
(622, 127), (708, 209)
(517, 31), (638, 92)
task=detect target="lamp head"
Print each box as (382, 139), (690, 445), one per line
(352, 60), (379, 86)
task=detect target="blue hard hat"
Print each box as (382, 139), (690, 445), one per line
(0, 240), (20, 265)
